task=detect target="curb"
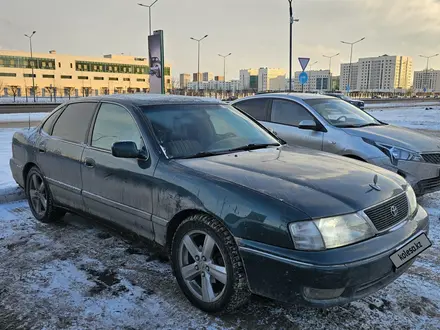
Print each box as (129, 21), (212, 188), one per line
(0, 186), (26, 204)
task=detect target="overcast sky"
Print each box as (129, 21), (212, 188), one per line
(1, 0), (440, 79)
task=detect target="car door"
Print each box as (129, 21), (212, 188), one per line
(81, 102), (155, 239)
(36, 102), (97, 210)
(265, 99), (324, 150)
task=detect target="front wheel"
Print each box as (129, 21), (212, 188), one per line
(171, 214), (250, 313)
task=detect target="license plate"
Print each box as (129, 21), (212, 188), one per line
(390, 233), (432, 269)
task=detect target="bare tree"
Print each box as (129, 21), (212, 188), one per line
(9, 85), (19, 102)
(82, 86), (92, 97)
(64, 87), (75, 99)
(45, 86), (57, 101)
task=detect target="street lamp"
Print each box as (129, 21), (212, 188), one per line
(323, 53), (339, 92)
(419, 54), (439, 94)
(24, 31), (36, 102)
(288, 0), (299, 92)
(341, 37), (365, 95)
(190, 35), (208, 93)
(218, 53), (232, 94)
(138, 0), (160, 36)
(308, 61), (318, 92)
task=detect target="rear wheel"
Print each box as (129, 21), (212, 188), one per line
(171, 214), (250, 313)
(26, 167), (65, 223)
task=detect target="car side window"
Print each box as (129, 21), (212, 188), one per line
(41, 107), (64, 135)
(52, 103), (96, 143)
(233, 99), (269, 121)
(91, 103), (143, 151)
(271, 99), (314, 127)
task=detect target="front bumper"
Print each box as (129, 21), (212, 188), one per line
(237, 206), (429, 307)
(370, 156), (440, 196)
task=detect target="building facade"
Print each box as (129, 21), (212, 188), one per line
(340, 55), (413, 93)
(239, 69), (259, 91)
(179, 73), (191, 89)
(258, 68), (286, 92)
(0, 49), (171, 97)
(192, 73), (202, 82)
(414, 69), (440, 93)
(340, 63), (359, 92)
(214, 75), (224, 81)
(295, 70), (331, 92)
(202, 72), (214, 82)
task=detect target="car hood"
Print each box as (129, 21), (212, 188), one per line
(342, 124), (440, 152)
(176, 146), (405, 219)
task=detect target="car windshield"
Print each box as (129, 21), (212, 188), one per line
(141, 104), (280, 159)
(304, 98), (381, 128)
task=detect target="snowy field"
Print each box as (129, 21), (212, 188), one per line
(0, 105), (439, 329)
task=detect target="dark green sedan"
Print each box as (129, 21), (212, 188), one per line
(10, 94), (431, 313)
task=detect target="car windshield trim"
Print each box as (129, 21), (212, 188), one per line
(304, 98), (381, 128)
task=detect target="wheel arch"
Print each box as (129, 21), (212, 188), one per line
(343, 154), (367, 162)
(23, 162), (39, 188)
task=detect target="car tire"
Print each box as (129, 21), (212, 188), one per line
(26, 167), (65, 223)
(171, 214), (250, 313)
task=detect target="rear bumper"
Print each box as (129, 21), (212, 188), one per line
(238, 206), (429, 307)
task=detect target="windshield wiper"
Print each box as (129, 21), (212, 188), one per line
(178, 150), (230, 159)
(357, 123), (382, 128)
(227, 143), (280, 152)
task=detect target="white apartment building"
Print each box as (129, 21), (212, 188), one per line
(414, 69), (440, 93)
(180, 73), (191, 89)
(340, 55), (413, 93)
(295, 70), (331, 92)
(187, 79), (241, 93)
(239, 69), (259, 90)
(340, 63), (359, 92)
(258, 68), (286, 92)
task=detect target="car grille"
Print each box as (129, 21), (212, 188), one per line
(418, 176), (440, 193)
(364, 193), (408, 231)
(421, 153), (440, 164)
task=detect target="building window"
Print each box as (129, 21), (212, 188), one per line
(43, 74), (55, 78)
(61, 75), (72, 79)
(109, 77), (118, 81)
(0, 72), (16, 77)
(137, 78), (145, 82)
(123, 78), (130, 81)
(94, 77), (104, 80)
(78, 76), (89, 80)
(58, 62), (61, 68)
(70, 63), (73, 68)
(24, 73), (36, 78)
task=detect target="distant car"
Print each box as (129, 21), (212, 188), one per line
(372, 95), (382, 99)
(325, 92), (365, 109)
(9, 94), (431, 313)
(232, 93), (440, 196)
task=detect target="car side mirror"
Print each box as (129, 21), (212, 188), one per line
(112, 141), (147, 159)
(298, 120), (318, 130)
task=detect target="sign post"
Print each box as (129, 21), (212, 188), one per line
(148, 30), (165, 94)
(298, 57), (310, 92)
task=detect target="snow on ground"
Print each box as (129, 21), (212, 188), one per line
(0, 96), (71, 104)
(0, 112), (48, 123)
(368, 106), (440, 131)
(0, 128), (22, 193)
(365, 101), (440, 109)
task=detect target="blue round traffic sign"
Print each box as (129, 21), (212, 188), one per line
(299, 72), (308, 85)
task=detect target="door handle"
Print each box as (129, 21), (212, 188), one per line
(38, 143), (46, 153)
(84, 158), (96, 168)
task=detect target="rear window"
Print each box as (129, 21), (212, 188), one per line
(233, 99), (269, 121)
(41, 107), (64, 135)
(52, 103), (96, 144)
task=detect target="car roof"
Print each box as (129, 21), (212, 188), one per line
(67, 93), (224, 107)
(230, 92), (335, 103)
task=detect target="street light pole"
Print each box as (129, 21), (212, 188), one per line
(24, 31), (36, 102)
(190, 35), (208, 94)
(138, 0), (160, 36)
(308, 61), (317, 92)
(419, 54), (439, 94)
(323, 53), (339, 92)
(341, 37), (365, 96)
(288, 0), (299, 92)
(218, 53), (232, 95)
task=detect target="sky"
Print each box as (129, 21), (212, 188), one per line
(1, 0), (440, 80)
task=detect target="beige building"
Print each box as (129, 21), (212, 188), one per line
(180, 73), (191, 89)
(258, 68), (286, 92)
(0, 49), (171, 98)
(340, 55), (413, 92)
(239, 69), (259, 90)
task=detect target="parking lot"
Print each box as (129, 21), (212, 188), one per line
(0, 103), (439, 329)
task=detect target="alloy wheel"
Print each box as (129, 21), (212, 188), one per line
(178, 230), (228, 303)
(29, 173), (47, 217)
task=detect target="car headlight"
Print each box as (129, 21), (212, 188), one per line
(289, 213), (375, 251)
(406, 185), (418, 216)
(363, 139), (423, 165)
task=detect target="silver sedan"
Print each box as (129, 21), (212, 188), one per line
(231, 93), (440, 196)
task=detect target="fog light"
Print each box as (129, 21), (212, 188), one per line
(303, 287), (345, 300)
